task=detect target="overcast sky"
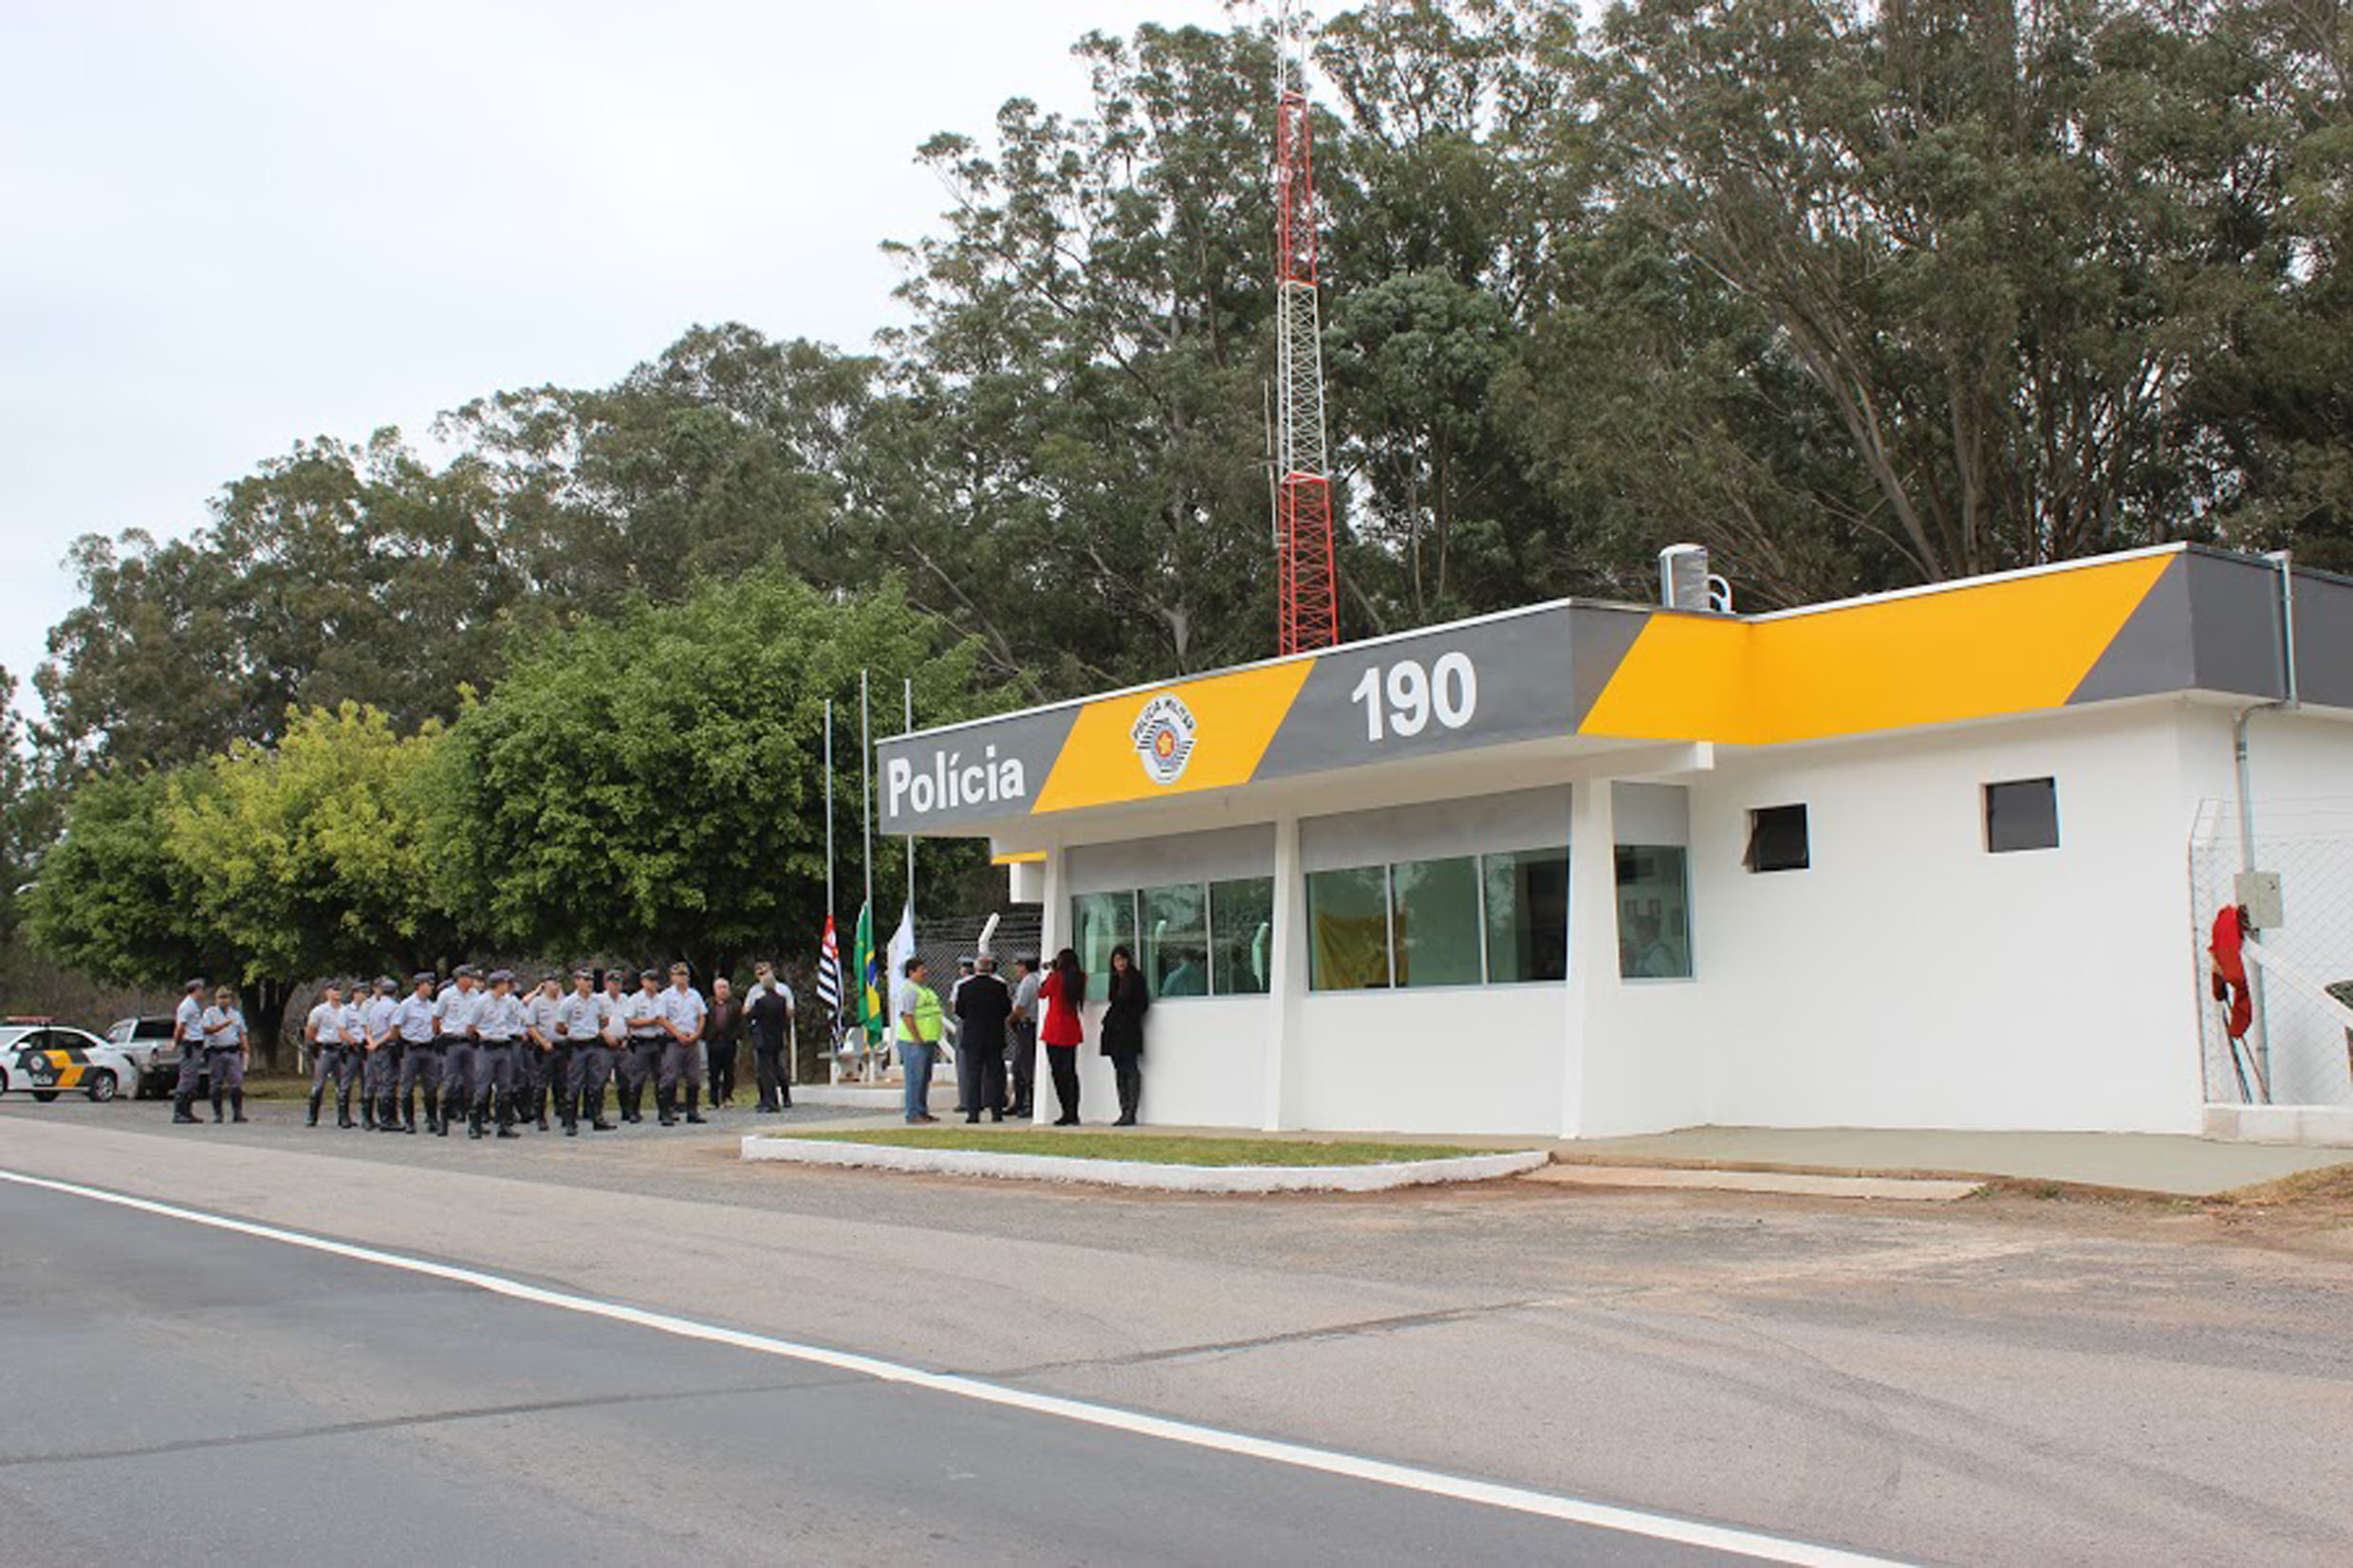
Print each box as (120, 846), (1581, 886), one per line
(0, 0), (1238, 713)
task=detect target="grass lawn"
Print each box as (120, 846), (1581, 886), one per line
(779, 1127), (1521, 1167)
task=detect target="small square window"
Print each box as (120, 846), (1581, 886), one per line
(1745, 804), (1809, 873)
(1985, 777), (2059, 853)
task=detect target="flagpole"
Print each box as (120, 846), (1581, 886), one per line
(902, 677), (915, 919)
(861, 671), (873, 926)
(824, 698), (836, 940)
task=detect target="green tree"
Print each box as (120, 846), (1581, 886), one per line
(22, 767), (227, 1025)
(425, 576), (1001, 983)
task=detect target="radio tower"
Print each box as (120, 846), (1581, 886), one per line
(1271, 5), (1339, 655)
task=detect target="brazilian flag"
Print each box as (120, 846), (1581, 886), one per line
(852, 901), (886, 1046)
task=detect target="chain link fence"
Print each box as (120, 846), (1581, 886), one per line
(2189, 796), (2353, 1107)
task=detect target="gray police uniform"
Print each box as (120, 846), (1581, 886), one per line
(199, 1004), (249, 1120)
(470, 990), (528, 1135)
(172, 992), (209, 1110)
(305, 1000), (350, 1126)
(363, 989), (401, 1127)
(553, 988), (603, 1132)
(435, 983), (483, 1134)
(394, 987), (442, 1131)
(619, 987), (665, 1122)
(522, 989), (563, 1128)
(656, 982), (708, 1123)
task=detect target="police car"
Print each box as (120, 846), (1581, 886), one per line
(0, 1022), (135, 1103)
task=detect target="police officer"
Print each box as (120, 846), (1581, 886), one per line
(435, 966), (484, 1137)
(362, 976), (401, 1132)
(620, 968), (666, 1123)
(304, 981), (349, 1128)
(656, 962), (708, 1126)
(522, 974), (563, 1132)
(171, 978), (210, 1126)
(553, 968), (605, 1134)
(340, 984), (370, 1128)
(470, 969), (528, 1139)
(394, 971), (441, 1134)
(199, 986), (250, 1123)
(589, 967), (631, 1129)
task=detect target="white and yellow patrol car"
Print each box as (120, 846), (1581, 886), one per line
(0, 1022), (135, 1103)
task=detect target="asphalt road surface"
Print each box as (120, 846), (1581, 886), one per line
(5, 1098), (2351, 1566)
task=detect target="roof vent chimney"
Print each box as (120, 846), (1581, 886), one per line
(1658, 544), (1732, 613)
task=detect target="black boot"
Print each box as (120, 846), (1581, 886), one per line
(361, 1096), (377, 1130)
(684, 1085), (705, 1125)
(495, 1108), (520, 1139)
(230, 1090), (248, 1123)
(656, 1087), (676, 1127)
(306, 1087), (323, 1126)
(469, 1108), (484, 1139)
(173, 1093), (199, 1125)
(211, 1090), (225, 1123)
(337, 1089), (355, 1129)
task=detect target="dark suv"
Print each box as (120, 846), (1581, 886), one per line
(103, 1016), (184, 1098)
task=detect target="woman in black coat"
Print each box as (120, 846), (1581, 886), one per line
(1101, 944), (1151, 1126)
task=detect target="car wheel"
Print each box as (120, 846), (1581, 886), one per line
(31, 1089), (60, 1102)
(86, 1070), (119, 1103)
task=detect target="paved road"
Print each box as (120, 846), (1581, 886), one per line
(5, 1098), (2352, 1565)
(1, 1176), (1768, 1566)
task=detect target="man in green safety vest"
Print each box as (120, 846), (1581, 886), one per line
(896, 955), (944, 1124)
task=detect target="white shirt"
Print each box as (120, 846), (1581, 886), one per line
(658, 984), (706, 1039)
(556, 991), (602, 1042)
(306, 1002), (345, 1046)
(175, 995), (204, 1049)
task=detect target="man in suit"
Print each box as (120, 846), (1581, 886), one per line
(953, 955), (1014, 1123)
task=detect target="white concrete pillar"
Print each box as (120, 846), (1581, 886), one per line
(1034, 842), (1065, 1127)
(1261, 812), (1306, 1131)
(1562, 778), (1620, 1139)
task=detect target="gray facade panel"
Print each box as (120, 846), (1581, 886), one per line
(876, 706), (1081, 834)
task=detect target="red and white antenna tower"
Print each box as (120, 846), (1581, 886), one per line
(1271, 3), (1339, 656)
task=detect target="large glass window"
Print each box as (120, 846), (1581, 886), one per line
(1391, 856), (1482, 987)
(1210, 876), (1274, 996)
(1307, 866), (1391, 990)
(1139, 882), (1209, 998)
(1069, 890), (1136, 1002)
(1616, 846), (1693, 979)
(1484, 847), (1569, 983)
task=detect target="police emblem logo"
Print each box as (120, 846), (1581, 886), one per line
(1130, 692), (1198, 786)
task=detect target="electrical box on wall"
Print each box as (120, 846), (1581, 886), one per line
(2234, 870), (2285, 930)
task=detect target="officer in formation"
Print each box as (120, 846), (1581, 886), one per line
(180, 962), (786, 1143)
(304, 981), (356, 1128)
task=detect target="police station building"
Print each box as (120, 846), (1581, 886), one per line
(878, 545), (2353, 1140)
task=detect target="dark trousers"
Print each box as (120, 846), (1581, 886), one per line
(1046, 1044), (1080, 1122)
(1109, 1049), (1142, 1123)
(440, 1040), (477, 1119)
(751, 1038), (790, 1110)
(707, 1042), (737, 1105)
(547, 1043), (576, 1124)
(308, 1045), (358, 1121)
(574, 1043), (614, 1122)
(398, 1042), (441, 1123)
(1007, 1023), (1036, 1115)
(516, 1042), (547, 1119)
(174, 1047), (208, 1098)
(364, 1042), (399, 1116)
(471, 1042), (517, 1122)
(956, 1031), (1007, 1119)
(621, 1039), (663, 1117)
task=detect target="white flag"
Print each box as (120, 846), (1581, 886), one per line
(885, 903), (916, 1047)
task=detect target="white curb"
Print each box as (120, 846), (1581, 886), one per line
(740, 1134), (1551, 1193)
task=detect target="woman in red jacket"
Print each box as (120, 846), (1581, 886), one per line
(1039, 946), (1086, 1125)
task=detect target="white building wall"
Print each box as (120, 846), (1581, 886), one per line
(1292, 986), (1566, 1135)
(1677, 704), (2209, 1134)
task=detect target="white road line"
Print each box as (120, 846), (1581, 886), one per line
(0, 1166), (1910, 1568)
